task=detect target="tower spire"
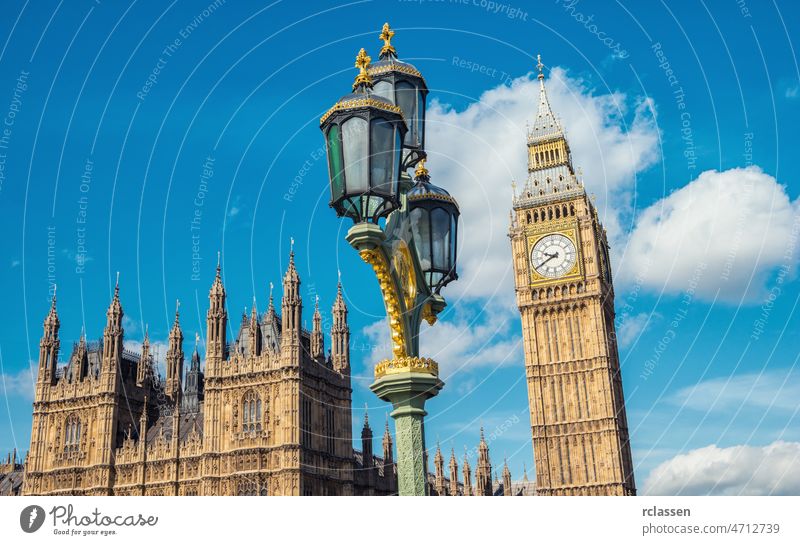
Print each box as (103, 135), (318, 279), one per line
(476, 426), (493, 496)
(449, 447), (459, 496)
(166, 300), (184, 401)
(206, 257), (227, 371)
(502, 457), (513, 496)
(331, 273), (349, 374)
(382, 413), (393, 466)
(434, 440), (446, 495)
(530, 54), (564, 143)
(38, 286), (60, 385)
(311, 294), (324, 360)
(182, 331), (204, 413)
(361, 404), (374, 468)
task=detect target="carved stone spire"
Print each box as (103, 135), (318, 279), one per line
(330, 276), (349, 374)
(502, 458), (513, 496)
(462, 449), (473, 496)
(475, 427), (493, 496)
(137, 325), (152, 386)
(311, 295), (324, 361)
(266, 282), (276, 319)
(449, 447), (459, 496)
(382, 414), (393, 466)
(249, 297), (261, 357)
(361, 405), (373, 468)
(182, 332), (204, 413)
(165, 300), (184, 402)
(206, 253), (227, 368)
(281, 242), (302, 359)
(434, 441), (446, 496)
(38, 287), (60, 385)
(101, 274), (124, 388)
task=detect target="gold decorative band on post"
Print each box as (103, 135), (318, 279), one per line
(374, 356), (439, 378)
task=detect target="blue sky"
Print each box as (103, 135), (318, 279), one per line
(0, 0), (798, 494)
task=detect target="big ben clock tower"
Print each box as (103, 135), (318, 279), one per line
(509, 56), (636, 496)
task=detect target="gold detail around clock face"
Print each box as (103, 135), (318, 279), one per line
(526, 226), (582, 285)
(531, 233), (576, 278)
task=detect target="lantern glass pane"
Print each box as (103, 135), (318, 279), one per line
(370, 117), (395, 195)
(343, 117), (368, 193)
(410, 207), (431, 270)
(394, 128), (402, 181)
(431, 207), (450, 270)
(418, 89), (426, 147)
(374, 80), (393, 103)
(396, 81), (416, 146)
(451, 214), (458, 268)
(326, 125), (344, 200)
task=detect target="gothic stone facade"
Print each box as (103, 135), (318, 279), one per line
(21, 253), (396, 496)
(508, 59), (636, 496)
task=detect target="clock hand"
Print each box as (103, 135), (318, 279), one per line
(535, 253), (558, 270)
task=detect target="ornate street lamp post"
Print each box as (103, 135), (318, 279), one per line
(320, 24), (459, 496)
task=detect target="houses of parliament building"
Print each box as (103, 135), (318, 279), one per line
(0, 252), (529, 497)
(0, 55), (634, 497)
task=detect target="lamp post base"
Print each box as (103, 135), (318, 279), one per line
(370, 371), (443, 496)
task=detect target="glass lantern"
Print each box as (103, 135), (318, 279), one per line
(320, 49), (408, 223)
(407, 160), (459, 293)
(368, 23), (428, 170)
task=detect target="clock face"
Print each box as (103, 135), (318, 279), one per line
(531, 233), (577, 279)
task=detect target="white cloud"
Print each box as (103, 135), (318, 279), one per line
(616, 311), (652, 349)
(0, 366), (36, 400)
(643, 441), (800, 495)
(425, 68), (659, 305)
(670, 368), (800, 413)
(619, 167), (800, 302)
(359, 303), (522, 377)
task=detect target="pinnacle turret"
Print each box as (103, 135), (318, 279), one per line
(382, 414), (393, 465)
(449, 447), (459, 496)
(166, 300), (184, 401)
(311, 295), (324, 360)
(330, 275), (350, 373)
(206, 255), (227, 364)
(361, 405), (374, 468)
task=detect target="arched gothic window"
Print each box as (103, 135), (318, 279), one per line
(242, 391), (262, 432)
(65, 414), (81, 451)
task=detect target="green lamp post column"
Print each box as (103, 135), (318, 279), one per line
(320, 25), (459, 496)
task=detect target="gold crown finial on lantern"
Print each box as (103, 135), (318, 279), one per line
(353, 48), (373, 91)
(536, 54), (544, 80)
(414, 157), (429, 179)
(380, 22), (396, 57)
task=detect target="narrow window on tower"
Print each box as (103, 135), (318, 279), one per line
(550, 318), (560, 361)
(543, 318), (552, 363)
(301, 397), (312, 447)
(567, 314), (576, 359)
(326, 407), (335, 454)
